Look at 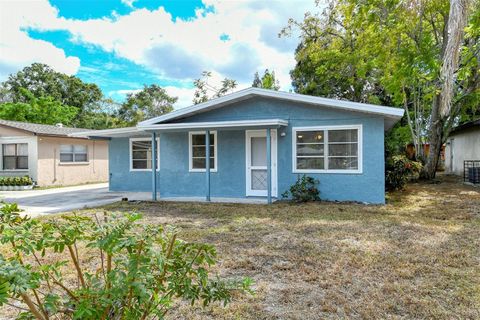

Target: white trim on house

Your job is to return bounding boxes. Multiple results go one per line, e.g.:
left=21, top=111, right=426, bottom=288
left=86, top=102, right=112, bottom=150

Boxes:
left=141, top=119, right=289, bottom=131
left=0, top=136, right=38, bottom=181
left=245, top=129, right=278, bottom=197
left=70, top=127, right=141, bottom=138
left=129, top=137, right=160, bottom=172
left=188, top=131, right=218, bottom=173
left=292, top=124, right=363, bottom=174
left=138, top=87, right=404, bottom=129
left=70, top=120, right=288, bottom=138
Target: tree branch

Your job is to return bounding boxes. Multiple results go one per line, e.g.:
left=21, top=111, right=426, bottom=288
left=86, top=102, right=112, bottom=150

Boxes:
left=67, top=245, right=86, bottom=288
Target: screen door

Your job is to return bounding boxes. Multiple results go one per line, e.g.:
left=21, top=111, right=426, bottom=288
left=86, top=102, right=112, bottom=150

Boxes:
left=246, top=130, right=277, bottom=197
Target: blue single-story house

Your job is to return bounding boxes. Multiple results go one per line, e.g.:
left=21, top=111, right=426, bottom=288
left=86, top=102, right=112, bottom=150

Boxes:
left=74, top=88, right=404, bottom=204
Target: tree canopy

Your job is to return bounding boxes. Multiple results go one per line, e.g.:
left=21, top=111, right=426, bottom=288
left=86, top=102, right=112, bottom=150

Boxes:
left=117, top=84, right=177, bottom=126
left=0, top=63, right=121, bottom=129
left=0, top=88, right=78, bottom=125
left=193, top=71, right=237, bottom=104
left=252, top=69, right=280, bottom=90
left=0, top=64, right=179, bottom=128
left=0, top=63, right=102, bottom=110
left=284, top=0, right=479, bottom=162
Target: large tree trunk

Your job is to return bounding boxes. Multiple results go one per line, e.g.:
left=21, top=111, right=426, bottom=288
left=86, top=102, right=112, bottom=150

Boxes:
left=422, top=0, right=469, bottom=179
left=423, top=96, right=444, bottom=178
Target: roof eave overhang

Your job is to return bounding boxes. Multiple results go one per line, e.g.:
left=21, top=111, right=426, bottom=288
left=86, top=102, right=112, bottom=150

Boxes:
left=68, top=120, right=289, bottom=138
left=68, top=127, right=141, bottom=138
left=140, top=119, right=289, bottom=132
left=37, top=133, right=88, bottom=139
left=450, top=122, right=480, bottom=136
left=384, top=116, right=404, bottom=131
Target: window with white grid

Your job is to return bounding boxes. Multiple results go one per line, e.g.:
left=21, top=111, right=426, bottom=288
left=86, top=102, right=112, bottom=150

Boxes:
left=293, top=125, right=362, bottom=173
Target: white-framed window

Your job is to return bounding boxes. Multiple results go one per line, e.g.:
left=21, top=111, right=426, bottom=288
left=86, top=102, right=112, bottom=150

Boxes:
left=292, top=125, right=362, bottom=174
left=189, top=131, right=217, bottom=172
left=60, top=144, right=88, bottom=163
left=2, top=143, right=28, bottom=170
left=129, top=137, right=160, bottom=171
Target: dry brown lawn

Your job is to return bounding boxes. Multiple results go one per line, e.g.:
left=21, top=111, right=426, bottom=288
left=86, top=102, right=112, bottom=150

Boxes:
left=2, top=175, right=480, bottom=319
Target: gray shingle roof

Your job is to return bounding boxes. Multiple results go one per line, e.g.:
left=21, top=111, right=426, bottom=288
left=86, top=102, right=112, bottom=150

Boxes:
left=451, top=119, right=480, bottom=135
left=0, top=119, right=93, bottom=137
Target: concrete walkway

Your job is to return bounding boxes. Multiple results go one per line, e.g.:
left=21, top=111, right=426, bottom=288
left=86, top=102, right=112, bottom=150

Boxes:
left=0, top=183, right=150, bottom=216
left=0, top=184, right=272, bottom=216
left=160, top=196, right=271, bottom=204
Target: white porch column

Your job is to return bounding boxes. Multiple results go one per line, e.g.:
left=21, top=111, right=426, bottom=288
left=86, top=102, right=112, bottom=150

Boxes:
left=205, top=129, right=211, bottom=202
left=266, top=128, right=272, bottom=204
left=151, top=132, right=157, bottom=201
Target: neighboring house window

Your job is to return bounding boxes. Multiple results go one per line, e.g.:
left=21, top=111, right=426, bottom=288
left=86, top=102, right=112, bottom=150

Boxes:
left=2, top=143, right=28, bottom=170
left=60, top=145, right=88, bottom=163
left=293, top=125, right=362, bottom=173
left=189, top=131, right=217, bottom=172
left=130, top=138, right=159, bottom=171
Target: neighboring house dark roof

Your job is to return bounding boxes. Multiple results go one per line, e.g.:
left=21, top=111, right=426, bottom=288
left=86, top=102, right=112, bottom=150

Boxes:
left=0, top=119, right=91, bottom=137
left=450, top=119, right=480, bottom=135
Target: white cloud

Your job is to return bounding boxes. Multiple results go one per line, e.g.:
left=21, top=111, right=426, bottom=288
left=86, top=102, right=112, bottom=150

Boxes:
left=109, top=86, right=195, bottom=110
left=0, top=0, right=318, bottom=102
left=144, top=43, right=204, bottom=79
left=0, top=0, right=80, bottom=79
left=163, top=86, right=197, bottom=109
left=110, top=89, right=142, bottom=96
left=41, top=0, right=314, bottom=86
left=121, top=0, right=137, bottom=8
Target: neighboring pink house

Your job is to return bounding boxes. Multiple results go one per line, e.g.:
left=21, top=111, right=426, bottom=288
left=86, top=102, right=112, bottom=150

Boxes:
left=0, top=119, right=108, bottom=187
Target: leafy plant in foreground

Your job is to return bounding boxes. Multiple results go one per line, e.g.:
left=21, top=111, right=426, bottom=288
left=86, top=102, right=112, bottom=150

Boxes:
left=0, top=203, right=252, bottom=319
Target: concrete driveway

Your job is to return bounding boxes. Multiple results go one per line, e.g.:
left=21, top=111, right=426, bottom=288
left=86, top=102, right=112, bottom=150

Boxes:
left=0, top=183, right=150, bottom=216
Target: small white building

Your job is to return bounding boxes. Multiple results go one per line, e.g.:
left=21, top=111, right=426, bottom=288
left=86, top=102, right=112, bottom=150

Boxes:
left=445, top=119, right=480, bottom=177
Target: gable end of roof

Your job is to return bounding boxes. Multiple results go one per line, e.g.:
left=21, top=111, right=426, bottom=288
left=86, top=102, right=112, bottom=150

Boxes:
left=138, top=87, right=404, bottom=129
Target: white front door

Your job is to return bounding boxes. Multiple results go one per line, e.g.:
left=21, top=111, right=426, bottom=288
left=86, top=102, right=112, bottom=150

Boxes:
left=246, top=130, right=277, bottom=197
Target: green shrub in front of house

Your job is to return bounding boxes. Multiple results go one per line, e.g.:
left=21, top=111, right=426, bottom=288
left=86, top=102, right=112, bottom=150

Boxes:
left=282, top=174, right=320, bottom=202
left=0, top=176, right=33, bottom=190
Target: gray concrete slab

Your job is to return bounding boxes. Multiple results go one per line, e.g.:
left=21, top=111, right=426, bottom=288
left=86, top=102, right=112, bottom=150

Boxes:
left=0, top=183, right=150, bottom=216
left=160, top=196, right=272, bottom=204
left=0, top=184, right=273, bottom=216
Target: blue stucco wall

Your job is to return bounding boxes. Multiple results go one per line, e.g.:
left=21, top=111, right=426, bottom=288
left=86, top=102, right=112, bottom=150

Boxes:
left=108, top=137, right=157, bottom=192
left=109, top=97, right=386, bottom=203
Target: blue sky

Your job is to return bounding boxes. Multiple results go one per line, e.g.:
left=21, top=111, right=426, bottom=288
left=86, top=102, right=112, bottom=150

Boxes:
left=0, top=0, right=314, bottom=108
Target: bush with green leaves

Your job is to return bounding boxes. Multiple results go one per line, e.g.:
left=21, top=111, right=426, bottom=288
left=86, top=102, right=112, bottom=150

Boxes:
left=0, top=176, right=33, bottom=186
left=282, top=175, right=320, bottom=202
left=0, top=203, right=252, bottom=319
left=386, top=155, right=423, bottom=191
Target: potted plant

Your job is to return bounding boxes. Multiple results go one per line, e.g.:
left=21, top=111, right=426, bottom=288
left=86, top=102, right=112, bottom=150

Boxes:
left=0, top=176, right=34, bottom=191
left=7, top=178, right=13, bottom=191
left=21, top=176, right=34, bottom=190
left=14, top=177, right=21, bottom=191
